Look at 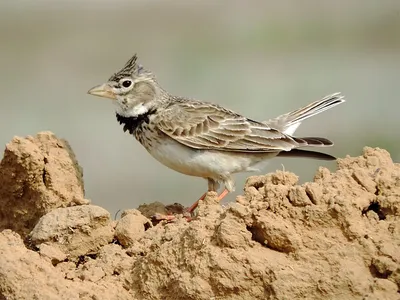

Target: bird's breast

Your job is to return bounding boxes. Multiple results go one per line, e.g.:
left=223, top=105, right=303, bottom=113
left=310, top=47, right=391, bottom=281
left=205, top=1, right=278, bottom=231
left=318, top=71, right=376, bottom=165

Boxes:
left=142, top=134, right=265, bottom=179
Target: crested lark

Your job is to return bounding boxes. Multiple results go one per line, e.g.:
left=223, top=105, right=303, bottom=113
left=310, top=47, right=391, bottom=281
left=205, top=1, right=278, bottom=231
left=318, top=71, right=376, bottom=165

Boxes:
left=88, top=54, right=345, bottom=215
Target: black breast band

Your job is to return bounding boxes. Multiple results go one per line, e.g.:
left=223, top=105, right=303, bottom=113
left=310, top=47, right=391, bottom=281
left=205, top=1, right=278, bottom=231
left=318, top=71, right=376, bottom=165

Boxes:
left=116, top=109, right=156, bottom=135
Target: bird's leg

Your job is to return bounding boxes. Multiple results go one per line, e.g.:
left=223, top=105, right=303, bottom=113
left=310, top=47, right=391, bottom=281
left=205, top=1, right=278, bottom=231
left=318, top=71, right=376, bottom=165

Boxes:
left=217, top=176, right=233, bottom=202
left=152, top=213, right=177, bottom=222
left=217, top=189, right=229, bottom=201
left=153, top=190, right=208, bottom=223
left=186, top=192, right=207, bottom=214
left=153, top=179, right=227, bottom=223
left=186, top=178, right=218, bottom=214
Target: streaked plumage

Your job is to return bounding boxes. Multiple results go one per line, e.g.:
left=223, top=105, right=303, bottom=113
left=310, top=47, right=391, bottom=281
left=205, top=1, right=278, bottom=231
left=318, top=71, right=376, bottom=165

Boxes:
left=88, top=54, right=345, bottom=214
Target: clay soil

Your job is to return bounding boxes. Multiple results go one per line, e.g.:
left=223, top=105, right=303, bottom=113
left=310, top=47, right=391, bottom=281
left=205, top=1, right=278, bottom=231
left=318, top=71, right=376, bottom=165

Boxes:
left=0, top=132, right=399, bottom=300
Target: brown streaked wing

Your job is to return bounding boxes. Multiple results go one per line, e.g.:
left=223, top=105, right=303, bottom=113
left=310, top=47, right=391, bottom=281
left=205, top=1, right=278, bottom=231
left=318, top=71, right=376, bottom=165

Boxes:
left=155, top=100, right=304, bottom=152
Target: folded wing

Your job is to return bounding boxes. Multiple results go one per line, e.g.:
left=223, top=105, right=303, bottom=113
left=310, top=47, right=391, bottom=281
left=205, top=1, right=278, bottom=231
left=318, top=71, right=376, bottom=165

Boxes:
left=155, top=99, right=330, bottom=153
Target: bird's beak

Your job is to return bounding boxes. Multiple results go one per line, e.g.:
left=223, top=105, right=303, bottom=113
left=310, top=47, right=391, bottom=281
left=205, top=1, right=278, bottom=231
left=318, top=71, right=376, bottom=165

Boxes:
left=87, top=83, right=117, bottom=100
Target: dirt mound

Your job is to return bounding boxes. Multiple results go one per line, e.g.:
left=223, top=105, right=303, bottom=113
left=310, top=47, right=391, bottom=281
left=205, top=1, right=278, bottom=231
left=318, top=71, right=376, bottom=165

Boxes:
left=0, top=132, right=399, bottom=300
left=0, top=132, right=88, bottom=239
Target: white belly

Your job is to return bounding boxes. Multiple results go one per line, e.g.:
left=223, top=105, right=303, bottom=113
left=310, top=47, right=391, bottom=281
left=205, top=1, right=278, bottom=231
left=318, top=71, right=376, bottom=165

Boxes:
left=145, top=137, right=277, bottom=180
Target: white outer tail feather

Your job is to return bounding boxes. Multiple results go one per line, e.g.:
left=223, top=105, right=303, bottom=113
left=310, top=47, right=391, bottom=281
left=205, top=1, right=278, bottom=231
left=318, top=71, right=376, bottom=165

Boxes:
left=264, top=92, right=345, bottom=135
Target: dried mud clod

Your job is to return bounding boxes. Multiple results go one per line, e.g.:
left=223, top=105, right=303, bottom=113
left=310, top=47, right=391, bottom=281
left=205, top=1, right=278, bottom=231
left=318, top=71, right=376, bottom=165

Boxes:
left=0, top=132, right=89, bottom=239
left=0, top=134, right=399, bottom=300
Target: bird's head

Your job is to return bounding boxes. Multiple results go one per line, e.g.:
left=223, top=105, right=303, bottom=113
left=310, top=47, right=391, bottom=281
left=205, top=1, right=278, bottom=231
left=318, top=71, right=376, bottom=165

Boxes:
left=88, top=54, right=162, bottom=118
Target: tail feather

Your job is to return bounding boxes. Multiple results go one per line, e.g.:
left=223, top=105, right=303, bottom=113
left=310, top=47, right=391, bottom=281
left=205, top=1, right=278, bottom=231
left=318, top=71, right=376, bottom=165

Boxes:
left=278, top=149, right=336, bottom=160
left=297, top=136, right=334, bottom=147
left=264, top=92, right=345, bottom=135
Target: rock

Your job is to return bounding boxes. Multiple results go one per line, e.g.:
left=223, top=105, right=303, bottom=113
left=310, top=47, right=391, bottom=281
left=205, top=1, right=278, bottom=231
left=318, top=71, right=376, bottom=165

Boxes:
left=0, top=230, right=78, bottom=299
left=115, top=209, right=152, bottom=247
left=137, top=201, right=168, bottom=219
left=216, top=213, right=252, bottom=248
left=0, top=132, right=88, bottom=238
left=38, top=243, right=68, bottom=265
left=30, top=205, right=114, bottom=259
left=288, top=186, right=313, bottom=207
left=248, top=211, right=302, bottom=252
left=0, top=230, right=132, bottom=300
left=372, top=256, right=398, bottom=277
left=1, top=133, right=400, bottom=300
left=129, top=147, right=400, bottom=299
left=366, top=279, right=399, bottom=300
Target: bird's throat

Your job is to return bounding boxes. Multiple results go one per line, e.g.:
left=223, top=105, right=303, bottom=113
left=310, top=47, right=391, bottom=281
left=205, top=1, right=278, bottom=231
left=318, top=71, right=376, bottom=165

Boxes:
left=116, top=108, right=156, bottom=135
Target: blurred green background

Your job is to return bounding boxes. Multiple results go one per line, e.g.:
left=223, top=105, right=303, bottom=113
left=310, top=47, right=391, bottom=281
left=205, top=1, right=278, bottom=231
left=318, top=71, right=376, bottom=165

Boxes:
left=1, top=0, right=399, bottom=214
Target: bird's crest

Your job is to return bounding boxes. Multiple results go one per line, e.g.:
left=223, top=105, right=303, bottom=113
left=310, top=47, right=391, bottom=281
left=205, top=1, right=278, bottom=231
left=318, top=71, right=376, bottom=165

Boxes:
left=108, top=54, right=151, bottom=82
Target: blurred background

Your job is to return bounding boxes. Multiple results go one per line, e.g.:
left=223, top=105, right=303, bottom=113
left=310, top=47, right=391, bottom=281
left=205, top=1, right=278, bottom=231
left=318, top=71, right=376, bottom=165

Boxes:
left=1, top=0, right=399, bottom=214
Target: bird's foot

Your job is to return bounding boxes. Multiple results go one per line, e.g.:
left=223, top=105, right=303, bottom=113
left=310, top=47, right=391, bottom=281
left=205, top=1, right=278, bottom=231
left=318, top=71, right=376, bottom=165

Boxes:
left=151, top=189, right=230, bottom=224
left=151, top=212, right=193, bottom=223
left=152, top=213, right=177, bottom=222
left=186, top=192, right=207, bottom=215
left=186, top=189, right=230, bottom=215
left=217, top=189, right=229, bottom=201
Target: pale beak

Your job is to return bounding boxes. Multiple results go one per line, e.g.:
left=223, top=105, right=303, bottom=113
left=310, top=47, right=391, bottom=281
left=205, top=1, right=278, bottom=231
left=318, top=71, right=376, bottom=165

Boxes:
left=87, top=83, right=116, bottom=100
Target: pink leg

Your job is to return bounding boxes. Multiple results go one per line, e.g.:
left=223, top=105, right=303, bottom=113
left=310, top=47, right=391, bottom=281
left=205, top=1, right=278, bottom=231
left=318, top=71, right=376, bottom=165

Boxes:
left=187, top=188, right=230, bottom=214
left=217, top=189, right=229, bottom=201
left=186, top=192, right=207, bottom=214
left=152, top=213, right=178, bottom=222
left=153, top=180, right=229, bottom=223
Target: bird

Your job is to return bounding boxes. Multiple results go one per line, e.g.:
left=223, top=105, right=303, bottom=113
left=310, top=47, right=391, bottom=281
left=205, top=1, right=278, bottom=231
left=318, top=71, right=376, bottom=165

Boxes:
left=88, top=54, right=345, bottom=216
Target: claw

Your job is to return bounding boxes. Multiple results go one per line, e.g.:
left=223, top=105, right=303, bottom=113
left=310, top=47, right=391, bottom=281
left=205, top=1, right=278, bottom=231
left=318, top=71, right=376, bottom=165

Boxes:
left=152, top=213, right=176, bottom=222
left=152, top=213, right=192, bottom=223
left=152, top=189, right=230, bottom=224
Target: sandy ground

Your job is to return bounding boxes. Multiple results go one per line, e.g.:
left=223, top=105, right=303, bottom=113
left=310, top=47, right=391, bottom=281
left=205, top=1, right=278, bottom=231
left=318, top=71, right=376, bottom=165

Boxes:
left=0, top=132, right=399, bottom=300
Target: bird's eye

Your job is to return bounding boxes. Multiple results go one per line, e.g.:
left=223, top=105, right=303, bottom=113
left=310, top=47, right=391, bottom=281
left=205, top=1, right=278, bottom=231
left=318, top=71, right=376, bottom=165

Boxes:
left=121, top=80, right=132, bottom=88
